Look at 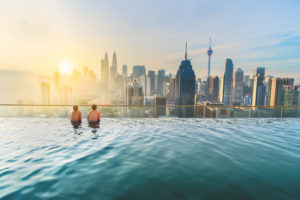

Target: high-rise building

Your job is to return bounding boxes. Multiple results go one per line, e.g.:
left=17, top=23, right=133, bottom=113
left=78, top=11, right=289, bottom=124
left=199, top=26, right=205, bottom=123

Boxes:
left=126, top=79, right=143, bottom=106
left=89, top=70, right=97, bottom=82
left=206, top=76, right=219, bottom=102
left=166, top=78, right=176, bottom=103
left=41, top=82, right=50, bottom=105
left=59, top=85, right=72, bottom=104
left=110, top=51, right=118, bottom=81
left=281, top=85, right=300, bottom=106
left=199, top=80, right=207, bottom=96
left=139, top=74, right=150, bottom=97
left=219, top=76, right=224, bottom=103
left=175, top=43, right=196, bottom=106
left=157, top=69, right=166, bottom=95
left=233, top=68, right=244, bottom=105
left=221, top=58, right=234, bottom=105
left=132, top=65, right=146, bottom=78
left=252, top=67, right=265, bottom=106
left=207, top=37, right=213, bottom=77
left=243, top=95, right=252, bottom=106
left=71, top=69, right=80, bottom=83
left=267, top=78, right=294, bottom=106
left=243, top=75, right=250, bottom=87
left=82, top=66, right=89, bottom=81
left=252, top=77, right=266, bottom=106
left=53, top=70, right=60, bottom=93
left=148, top=70, right=156, bottom=95
left=122, top=65, right=128, bottom=78
left=101, top=52, right=109, bottom=82
left=154, top=95, right=167, bottom=117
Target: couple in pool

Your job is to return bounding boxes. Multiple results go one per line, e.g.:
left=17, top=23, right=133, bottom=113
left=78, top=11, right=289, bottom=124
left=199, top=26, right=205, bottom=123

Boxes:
left=70, top=105, right=100, bottom=129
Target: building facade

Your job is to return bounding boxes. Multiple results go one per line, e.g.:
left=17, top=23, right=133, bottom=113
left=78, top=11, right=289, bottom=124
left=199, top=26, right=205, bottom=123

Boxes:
left=157, top=69, right=166, bottom=95
left=101, top=52, right=109, bottom=82
left=175, top=43, right=196, bottom=106
left=233, top=68, right=244, bottom=105
left=252, top=67, right=265, bottom=106
left=132, top=65, right=146, bottom=78
left=206, top=76, right=219, bottom=103
left=221, top=59, right=234, bottom=105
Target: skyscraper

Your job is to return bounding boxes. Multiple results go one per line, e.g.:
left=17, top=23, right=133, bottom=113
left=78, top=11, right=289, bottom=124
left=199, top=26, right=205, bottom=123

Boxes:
left=221, top=58, right=234, bottom=105
left=101, top=52, right=109, bottom=82
left=41, top=82, right=50, bottom=105
left=139, top=74, right=150, bottom=97
left=148, top=70, right=156, bottom=95
left=281, top=85, right=300, bottom=106
left=122, top=65, right=128, bottom=78
left=207, top=37, right=213, bottom=77
left=206, top=76, right=219, bottom=102
left=252, top=67, right=265, bottom=106
left=126, top=79, right=143, bottom=106
left=157, top=69, right=166, bottom=95
left=132, top=65, right=146, bottom=78
left=154, top=95, right=167, bottom=117
left=59, top=85, right=72, bottom=104
left=166, top=78, right=176, bottom=103
left=175, top=43, right=196, bottom=106
left=83, top=66, right=89, bottom=80
left=267, top=78, right=294, bottom=106
left=233, top=68, right=244, bottom=105
left=243, top=75, right=250, bottom=87
left=110, top=51, right=118, bottom=81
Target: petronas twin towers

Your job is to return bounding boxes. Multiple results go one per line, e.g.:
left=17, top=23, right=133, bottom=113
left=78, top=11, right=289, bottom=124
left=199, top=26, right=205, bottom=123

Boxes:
left=101, top=51, right=118, bottom=82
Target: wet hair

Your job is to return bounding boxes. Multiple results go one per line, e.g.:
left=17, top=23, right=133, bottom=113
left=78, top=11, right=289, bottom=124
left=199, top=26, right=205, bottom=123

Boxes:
left=73, top=105, right=78, bottom=111
left=92, top=104, right=97, bottom=110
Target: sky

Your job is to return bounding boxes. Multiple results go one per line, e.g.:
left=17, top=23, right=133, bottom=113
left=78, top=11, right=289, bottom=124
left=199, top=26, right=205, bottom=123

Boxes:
left=0, top=0, right=300, bottom=78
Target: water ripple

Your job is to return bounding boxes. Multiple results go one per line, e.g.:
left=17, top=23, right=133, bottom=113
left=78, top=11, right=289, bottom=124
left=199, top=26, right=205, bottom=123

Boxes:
left=0, top=118, right=300, bottom=200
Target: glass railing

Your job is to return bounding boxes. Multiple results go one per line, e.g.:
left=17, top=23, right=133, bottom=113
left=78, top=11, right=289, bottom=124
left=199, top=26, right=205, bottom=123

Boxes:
left=0, top=104, right=300, bottom=118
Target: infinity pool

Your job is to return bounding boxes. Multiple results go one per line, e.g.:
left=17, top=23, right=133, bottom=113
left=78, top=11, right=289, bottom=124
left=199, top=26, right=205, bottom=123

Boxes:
left=1, top=118, right=300, bottom=200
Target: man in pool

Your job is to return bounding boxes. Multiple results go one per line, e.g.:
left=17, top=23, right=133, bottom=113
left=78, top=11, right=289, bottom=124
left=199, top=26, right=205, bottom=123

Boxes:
left=87, top=105, right=100, bottom=129
left=87, top=104, right=100, bottom=123
left=70, top=105, right=82, bottom=123
left=70, top=105, right=82, bottom=130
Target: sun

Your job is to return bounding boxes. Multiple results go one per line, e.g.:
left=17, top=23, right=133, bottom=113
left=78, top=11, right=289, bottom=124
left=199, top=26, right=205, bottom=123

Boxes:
left=59, top=61, right=74, bottom=75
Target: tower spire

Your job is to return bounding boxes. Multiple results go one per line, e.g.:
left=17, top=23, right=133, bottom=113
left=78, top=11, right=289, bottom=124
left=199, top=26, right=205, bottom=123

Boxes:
left=207, top=37, right=213, bottom=77
left=185, top=42, right=187, bottom=60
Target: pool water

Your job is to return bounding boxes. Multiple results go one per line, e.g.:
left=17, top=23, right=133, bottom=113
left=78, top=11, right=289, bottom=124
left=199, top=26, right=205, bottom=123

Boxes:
left=0, top=118, right=300, bottom=200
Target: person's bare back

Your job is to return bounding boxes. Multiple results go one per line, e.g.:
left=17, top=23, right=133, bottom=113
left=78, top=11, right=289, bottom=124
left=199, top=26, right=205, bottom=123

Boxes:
left=70, top=105, right=82, bottom=122
left=87, top=105, right=100, bottom=122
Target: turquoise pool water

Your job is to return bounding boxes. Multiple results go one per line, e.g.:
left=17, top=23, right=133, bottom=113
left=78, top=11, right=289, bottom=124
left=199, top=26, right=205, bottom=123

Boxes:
left=0, top=118, right=300, bottom=200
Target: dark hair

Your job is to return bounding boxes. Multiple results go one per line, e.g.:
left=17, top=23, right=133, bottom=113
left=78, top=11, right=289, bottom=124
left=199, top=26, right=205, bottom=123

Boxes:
left=73, top=105, right=78, bottom=111
left=92, top=104, right=97, bottom=110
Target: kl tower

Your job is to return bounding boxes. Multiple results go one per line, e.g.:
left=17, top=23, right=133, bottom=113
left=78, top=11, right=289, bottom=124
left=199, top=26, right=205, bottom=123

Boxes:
left=207, top=37, right=213, bottom=77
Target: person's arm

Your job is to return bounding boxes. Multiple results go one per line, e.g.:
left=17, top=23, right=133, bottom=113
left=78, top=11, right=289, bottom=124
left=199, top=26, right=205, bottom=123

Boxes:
left=87, top=112, right=89, bottom=122
left=98, top=111, right=100, bottom=121
left=70, top=112, right=73, bottom=121
left=79, top=111, right=82, bottom=122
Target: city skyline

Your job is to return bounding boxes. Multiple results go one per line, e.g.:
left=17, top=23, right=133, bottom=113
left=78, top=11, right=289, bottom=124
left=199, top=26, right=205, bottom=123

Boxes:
left=0, top=0, right=300, bottom=78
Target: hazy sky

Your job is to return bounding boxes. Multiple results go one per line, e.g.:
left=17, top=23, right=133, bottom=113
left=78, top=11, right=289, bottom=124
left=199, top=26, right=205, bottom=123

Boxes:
left=0, top=0, right=300, bottom=78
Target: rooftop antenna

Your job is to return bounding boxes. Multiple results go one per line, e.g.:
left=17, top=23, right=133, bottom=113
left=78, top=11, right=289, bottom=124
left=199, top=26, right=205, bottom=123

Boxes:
left=185, top=42, right=187, bottom=60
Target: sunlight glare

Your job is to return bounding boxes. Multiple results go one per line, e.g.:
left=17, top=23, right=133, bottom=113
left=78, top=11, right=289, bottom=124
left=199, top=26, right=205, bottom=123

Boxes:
left=59, top=61, right=74, bottom=75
